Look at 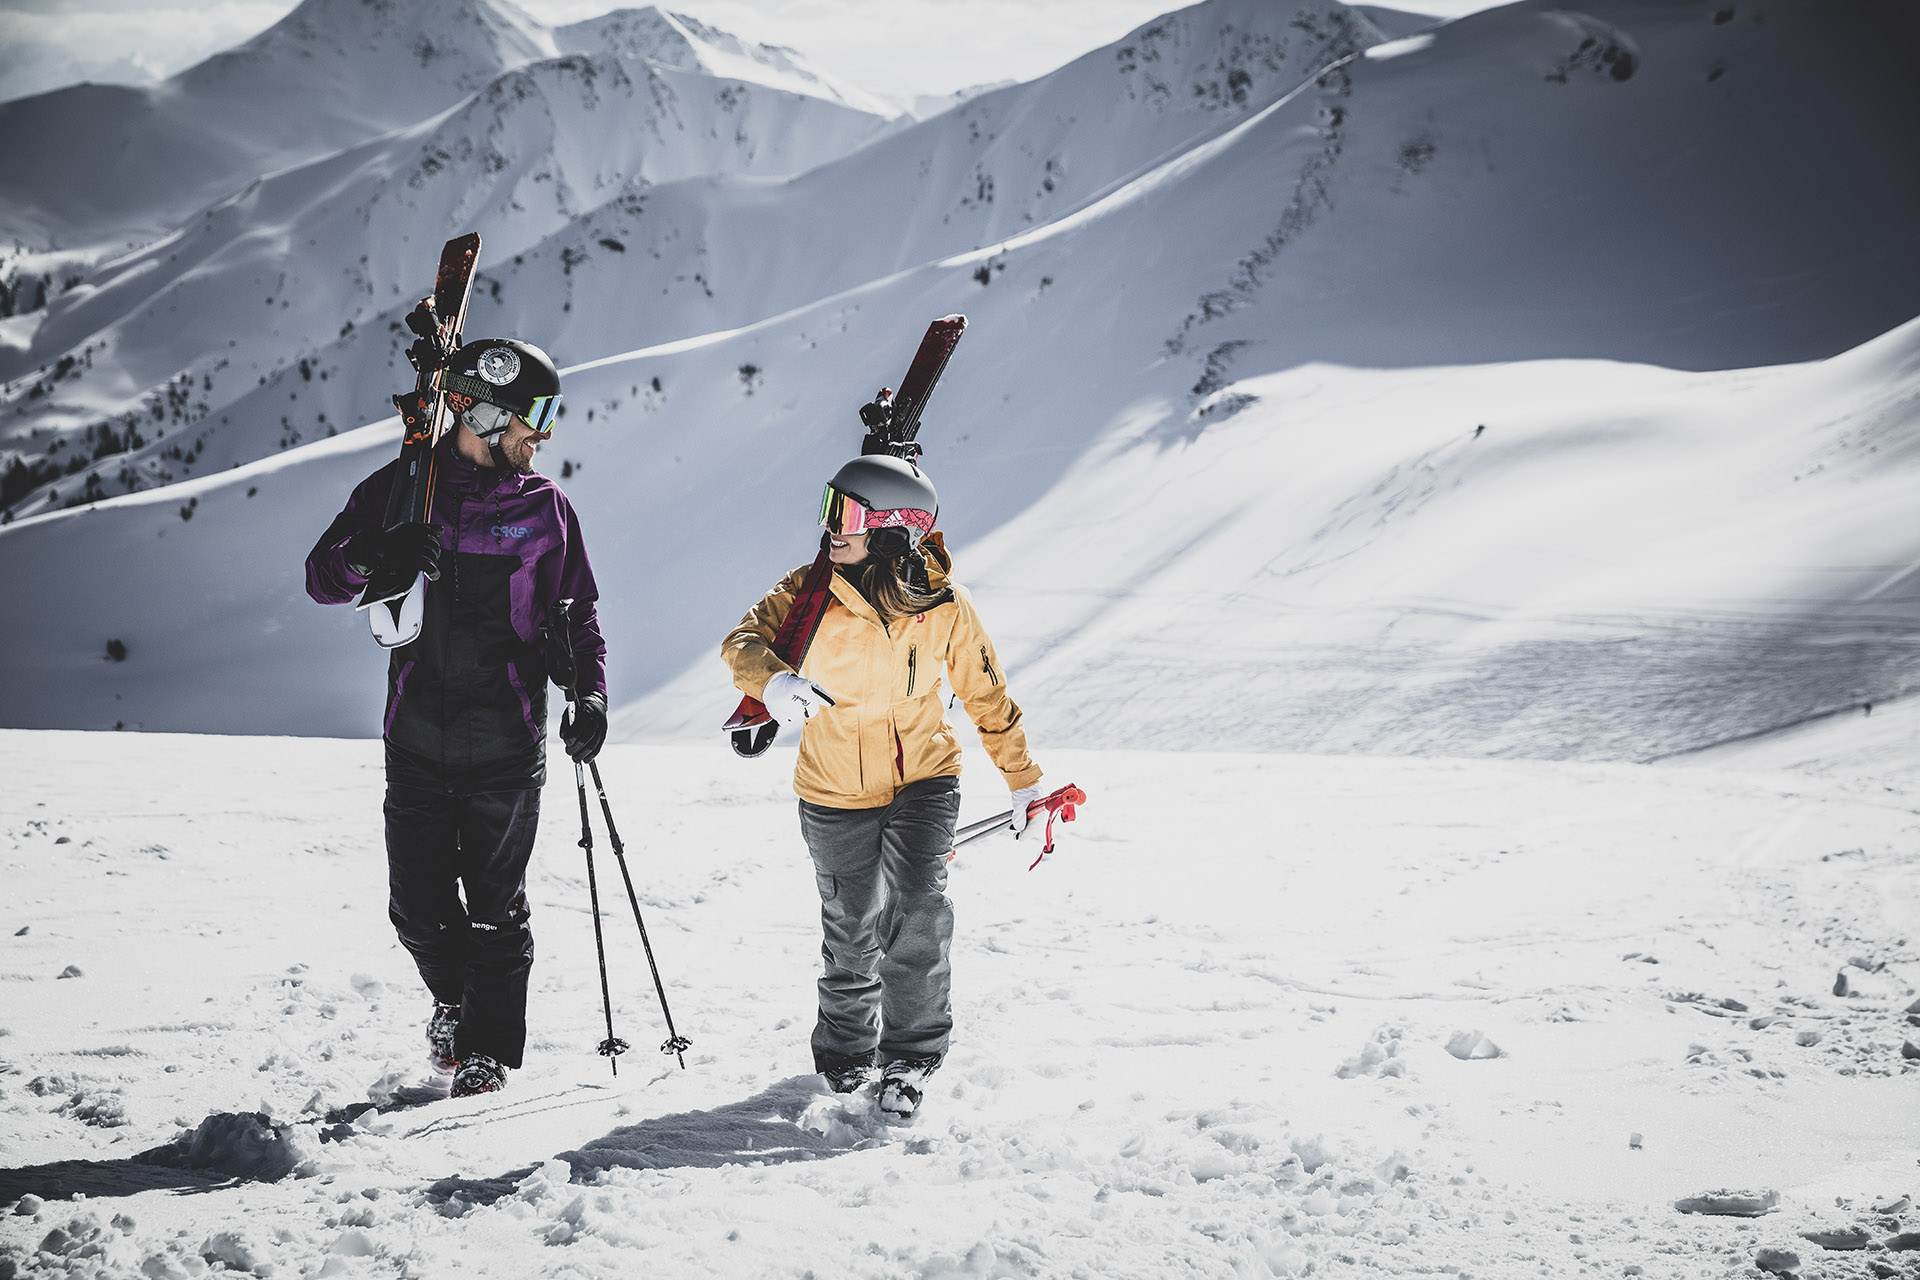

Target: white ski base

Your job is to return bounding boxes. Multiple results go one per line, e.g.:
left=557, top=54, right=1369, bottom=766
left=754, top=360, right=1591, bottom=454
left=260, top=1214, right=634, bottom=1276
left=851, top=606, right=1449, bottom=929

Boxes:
left=365, top=573, right=426, bottom=649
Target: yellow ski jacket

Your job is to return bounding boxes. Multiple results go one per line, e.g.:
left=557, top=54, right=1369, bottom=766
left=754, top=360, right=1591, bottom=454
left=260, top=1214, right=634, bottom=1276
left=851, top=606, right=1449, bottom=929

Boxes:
left=722, top=535, right=1042, bottom=809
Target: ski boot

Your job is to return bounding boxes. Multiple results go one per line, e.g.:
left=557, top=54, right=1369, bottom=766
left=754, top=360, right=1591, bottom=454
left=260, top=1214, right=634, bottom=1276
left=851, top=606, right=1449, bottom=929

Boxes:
left=427, top=1002, right=460, bottom=1076
left=821, top=1062, right=872, bottom=1095
left=450, top=1053, right=507, bottom=1098
left=876, top=1054, right=942, bottom=1118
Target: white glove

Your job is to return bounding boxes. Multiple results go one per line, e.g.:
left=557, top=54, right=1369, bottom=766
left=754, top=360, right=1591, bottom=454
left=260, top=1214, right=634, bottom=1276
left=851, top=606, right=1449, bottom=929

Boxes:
left=762, top=671, right=836, bottom=727
left=1007, top=784, right=1042, bottom=837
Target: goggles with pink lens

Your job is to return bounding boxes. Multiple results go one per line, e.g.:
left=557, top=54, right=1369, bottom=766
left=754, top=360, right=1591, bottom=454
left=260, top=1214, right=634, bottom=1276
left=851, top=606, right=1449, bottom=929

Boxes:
left=819, top=484, right=935, bottom=538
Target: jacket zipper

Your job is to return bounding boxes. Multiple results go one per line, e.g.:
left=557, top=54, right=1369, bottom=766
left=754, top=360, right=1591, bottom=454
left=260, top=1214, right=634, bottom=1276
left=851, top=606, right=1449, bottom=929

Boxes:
left=981, top=645, right=1000, bottom=687
left=907, top=646, right=917, bottom=697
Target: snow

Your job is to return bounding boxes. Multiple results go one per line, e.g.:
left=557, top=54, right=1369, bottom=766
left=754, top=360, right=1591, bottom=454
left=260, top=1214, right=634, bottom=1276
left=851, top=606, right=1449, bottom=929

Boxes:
left=2, top=0, right=1920, bottom=1272
left=3, top=731, right=1916, bottom=1277
left=1362, top=33, right=1436, bottom=59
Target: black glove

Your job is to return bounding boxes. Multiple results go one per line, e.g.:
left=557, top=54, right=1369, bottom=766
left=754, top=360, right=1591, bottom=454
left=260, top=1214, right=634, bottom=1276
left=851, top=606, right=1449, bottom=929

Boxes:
left=561, top=691, right=608, bottom=763
left=345, top=522, right=443, bottom=582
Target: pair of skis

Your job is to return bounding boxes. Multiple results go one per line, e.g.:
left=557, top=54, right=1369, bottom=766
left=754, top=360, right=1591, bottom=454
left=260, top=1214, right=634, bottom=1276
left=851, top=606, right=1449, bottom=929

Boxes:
left=354, top=232, right=482, bottom=648
left=721, top=314, right=969, bottom=757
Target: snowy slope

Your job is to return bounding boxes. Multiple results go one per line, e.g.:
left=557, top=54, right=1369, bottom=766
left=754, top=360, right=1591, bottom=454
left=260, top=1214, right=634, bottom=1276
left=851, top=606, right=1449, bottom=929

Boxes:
left=2, top=0, right=1917, bottom=762
left=1, top=732, right=1916, bottom=1276
left=479, top=0, right=1388, bottom=384
left=0, top=0, right=899, bottom=518
left=0, top=55, right=894, bottom=516
left=17, top=0, right=1915, bottom=531
left=0, top=0, right=1378, bottom=523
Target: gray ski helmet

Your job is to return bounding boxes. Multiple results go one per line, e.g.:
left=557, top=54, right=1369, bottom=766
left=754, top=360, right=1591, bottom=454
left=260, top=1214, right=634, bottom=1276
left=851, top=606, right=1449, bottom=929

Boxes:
left=821, top=454, right=938, bottom=554
left=442, top=338, right=562, bottom=442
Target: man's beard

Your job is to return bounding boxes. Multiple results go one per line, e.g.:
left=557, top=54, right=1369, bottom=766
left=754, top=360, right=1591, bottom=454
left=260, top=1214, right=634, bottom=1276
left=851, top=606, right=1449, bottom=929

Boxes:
left=489, top=439, right=536, bottom=473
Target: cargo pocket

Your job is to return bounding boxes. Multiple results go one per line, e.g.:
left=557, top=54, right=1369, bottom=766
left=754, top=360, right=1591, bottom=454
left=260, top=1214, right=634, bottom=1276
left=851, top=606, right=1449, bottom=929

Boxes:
left=814, top=871, right=838, bottom=902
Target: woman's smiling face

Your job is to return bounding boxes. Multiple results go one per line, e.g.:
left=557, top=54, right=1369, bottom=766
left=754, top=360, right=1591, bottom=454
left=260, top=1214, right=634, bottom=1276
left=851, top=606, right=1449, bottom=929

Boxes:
left=827, top=529, right=871, bottom=565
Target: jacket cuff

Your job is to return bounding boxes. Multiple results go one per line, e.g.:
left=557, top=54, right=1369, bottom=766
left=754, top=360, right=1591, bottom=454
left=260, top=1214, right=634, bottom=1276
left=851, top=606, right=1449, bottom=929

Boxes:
left=1002, top=762, right=1043, bottom=791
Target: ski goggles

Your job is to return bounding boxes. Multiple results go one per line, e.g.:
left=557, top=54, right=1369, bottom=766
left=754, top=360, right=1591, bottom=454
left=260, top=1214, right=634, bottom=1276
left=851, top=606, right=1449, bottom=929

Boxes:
left=464, top=395, right=561, bottom=440
left=820, top=484, right=935, bottom=537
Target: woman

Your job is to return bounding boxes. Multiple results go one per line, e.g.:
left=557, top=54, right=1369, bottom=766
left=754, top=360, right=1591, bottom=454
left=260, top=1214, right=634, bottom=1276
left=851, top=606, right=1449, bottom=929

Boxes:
left=722, top=453, right=1044, bottom=1117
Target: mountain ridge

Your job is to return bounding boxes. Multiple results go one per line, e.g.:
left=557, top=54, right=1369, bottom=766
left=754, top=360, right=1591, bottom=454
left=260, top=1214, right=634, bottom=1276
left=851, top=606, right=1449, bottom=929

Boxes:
left=0, top=0, right=1917, bottom=762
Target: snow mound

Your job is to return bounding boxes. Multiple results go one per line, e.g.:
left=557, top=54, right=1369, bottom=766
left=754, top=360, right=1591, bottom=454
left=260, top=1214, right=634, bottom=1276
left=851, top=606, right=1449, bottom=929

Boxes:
left=136, top=1111, right=317, bottom=1182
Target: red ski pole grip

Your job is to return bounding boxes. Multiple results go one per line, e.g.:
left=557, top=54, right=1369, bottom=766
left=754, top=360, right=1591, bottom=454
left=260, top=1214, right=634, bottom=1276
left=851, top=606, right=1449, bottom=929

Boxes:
left=1026, top=783, right=1087, bottom=870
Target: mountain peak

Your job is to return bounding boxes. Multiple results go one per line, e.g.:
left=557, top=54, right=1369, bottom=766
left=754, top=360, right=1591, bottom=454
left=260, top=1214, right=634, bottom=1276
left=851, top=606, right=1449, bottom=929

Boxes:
left=183, top=0, right=558, bottom=104
left=556, top=6, right=898, bottom=116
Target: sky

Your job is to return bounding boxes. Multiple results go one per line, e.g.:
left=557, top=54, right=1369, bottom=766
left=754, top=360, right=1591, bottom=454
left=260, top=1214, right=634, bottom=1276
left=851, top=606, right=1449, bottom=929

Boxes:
left=0, top=0, right=1494, bottom=105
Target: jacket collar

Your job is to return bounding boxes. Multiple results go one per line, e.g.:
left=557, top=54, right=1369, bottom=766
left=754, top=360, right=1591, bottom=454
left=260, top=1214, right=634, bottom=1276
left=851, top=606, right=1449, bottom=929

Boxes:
left=921, top=531, right=953, bottom=592
left=827, top=532, right=956, bottom=629
left=828, top=566, right=885, bottom=628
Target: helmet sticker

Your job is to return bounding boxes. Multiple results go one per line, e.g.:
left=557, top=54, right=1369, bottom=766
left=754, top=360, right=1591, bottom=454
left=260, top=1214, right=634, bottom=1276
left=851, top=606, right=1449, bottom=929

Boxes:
left=477, top=346, right=521, bottom=386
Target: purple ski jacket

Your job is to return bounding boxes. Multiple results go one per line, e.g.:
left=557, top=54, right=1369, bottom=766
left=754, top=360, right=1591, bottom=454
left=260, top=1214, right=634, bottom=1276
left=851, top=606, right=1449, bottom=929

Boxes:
left=306, top=436, right=606, bottom=793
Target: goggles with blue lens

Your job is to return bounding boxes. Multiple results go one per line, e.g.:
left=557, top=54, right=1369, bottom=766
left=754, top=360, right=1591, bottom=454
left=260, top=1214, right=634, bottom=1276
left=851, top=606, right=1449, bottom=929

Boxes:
left=464, top=395, right=561, bottom=442
left=521, top=394, right=561, bottom=436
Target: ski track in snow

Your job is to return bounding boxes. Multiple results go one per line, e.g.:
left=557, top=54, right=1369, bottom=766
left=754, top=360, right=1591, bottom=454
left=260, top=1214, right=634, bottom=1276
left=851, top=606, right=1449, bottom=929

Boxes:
left=2, top=731, right=1916, bottom=1278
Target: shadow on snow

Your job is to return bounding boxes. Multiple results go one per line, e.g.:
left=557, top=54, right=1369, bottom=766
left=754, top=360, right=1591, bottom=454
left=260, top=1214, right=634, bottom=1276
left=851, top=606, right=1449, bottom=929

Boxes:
left=422, top=1074, right=864, bottom=1207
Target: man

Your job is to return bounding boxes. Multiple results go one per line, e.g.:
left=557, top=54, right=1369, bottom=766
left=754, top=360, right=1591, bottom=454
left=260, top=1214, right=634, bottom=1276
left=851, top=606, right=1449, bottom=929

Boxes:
left=304, top=335, right=607, bottom=1098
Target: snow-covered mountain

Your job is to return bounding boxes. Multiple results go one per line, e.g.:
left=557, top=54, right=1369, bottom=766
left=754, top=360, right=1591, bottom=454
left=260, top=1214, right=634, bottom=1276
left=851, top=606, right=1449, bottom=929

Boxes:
left=0, top=0, right=1379, bottom=524
left=0, top=1, right=905, bottom=520
left=0, top=0, right=558, bottom=249
left=0, top=0, right=1917, bottom=762
left=0, top=0, right=887, bottom=250
left=553, top=7, right=895, bottom=117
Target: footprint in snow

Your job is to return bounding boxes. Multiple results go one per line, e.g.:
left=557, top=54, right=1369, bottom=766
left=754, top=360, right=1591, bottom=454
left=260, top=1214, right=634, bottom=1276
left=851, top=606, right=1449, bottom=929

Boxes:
left=798, top=1085, right=891, bottom=1145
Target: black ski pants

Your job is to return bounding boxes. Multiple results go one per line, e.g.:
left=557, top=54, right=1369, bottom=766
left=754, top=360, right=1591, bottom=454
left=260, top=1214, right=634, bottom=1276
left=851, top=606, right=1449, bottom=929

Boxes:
left=384, top=783, right=540, bottom=1069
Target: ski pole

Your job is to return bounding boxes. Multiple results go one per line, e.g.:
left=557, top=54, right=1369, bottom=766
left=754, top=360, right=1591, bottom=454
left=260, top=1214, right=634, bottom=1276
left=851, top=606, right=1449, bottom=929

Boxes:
left=573, top=756, right=629, bottom=1076
left=586, top=758, right=691, bottom=1069
left=546, top=600, right=691, bottom=1070
left=949, top=783, right=1087, bottom=870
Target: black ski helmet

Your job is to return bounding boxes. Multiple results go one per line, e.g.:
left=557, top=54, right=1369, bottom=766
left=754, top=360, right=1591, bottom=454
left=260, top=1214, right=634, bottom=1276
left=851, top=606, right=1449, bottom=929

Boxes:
left=820, top=454, right=938, bottom=558
left=441, top=338, right=562, bottom=442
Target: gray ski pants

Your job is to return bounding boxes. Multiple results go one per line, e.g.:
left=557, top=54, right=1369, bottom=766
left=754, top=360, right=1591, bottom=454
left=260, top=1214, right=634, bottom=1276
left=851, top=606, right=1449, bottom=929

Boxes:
left=798, top=775, right=961, bottom=1073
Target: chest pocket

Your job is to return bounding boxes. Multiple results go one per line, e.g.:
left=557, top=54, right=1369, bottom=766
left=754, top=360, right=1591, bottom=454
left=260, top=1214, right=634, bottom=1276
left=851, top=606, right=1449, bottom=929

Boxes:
left=896, top=607, right=955, bottom=703
left=446, top=551, right=528, bottom=670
